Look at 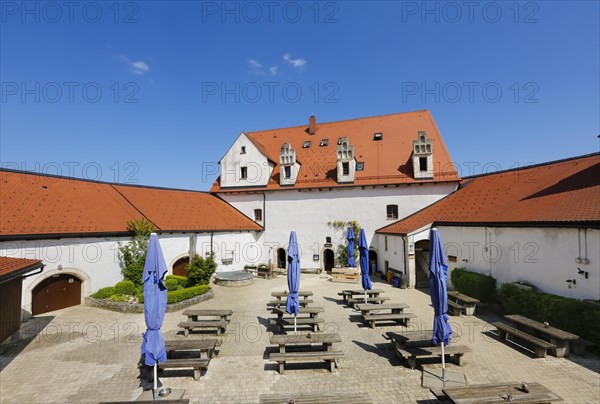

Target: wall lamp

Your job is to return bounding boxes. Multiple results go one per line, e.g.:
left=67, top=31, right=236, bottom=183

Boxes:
left=577, top=268, right=589, bottom=279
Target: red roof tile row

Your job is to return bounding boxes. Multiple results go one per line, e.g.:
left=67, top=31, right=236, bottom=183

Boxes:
left=0, top=256, right=44, bottom=279
left=377, top=154, right=600, bottom=235
left=211, top=110, right=460, bottom=192
left=0, top=170, right=262, bottom=238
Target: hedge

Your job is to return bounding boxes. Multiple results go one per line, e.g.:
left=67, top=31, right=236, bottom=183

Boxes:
left=450, top=268, right=496, bottom=302
left=115, top=280, right=137, bottom=296
left=109, top=294, right=129, bottom=302
left=499, top=283, right=600, bottom=353
left=137, top=285, right=210, bottom=304
left=92, top=286, right=116, bottom=299
left=164, top=278, right=179, bottom=291
left=165, top=274, right=187, bottom=288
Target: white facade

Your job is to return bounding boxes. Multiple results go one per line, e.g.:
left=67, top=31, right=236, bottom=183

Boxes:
left=0, top=231, right=259, bottom=312
left=377, top=225, right=600, bottom=300
left=219, top=132, right=274, bottom=188
left=219, top=182, right=457, bottom=270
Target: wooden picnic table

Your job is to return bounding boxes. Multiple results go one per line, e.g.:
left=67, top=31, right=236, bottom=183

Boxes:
left=505, top=314, right=579, bottom=357
left=447, top=291, right=479, bottom=316
left=356, top=303, right=414, bottom=328
left=338, top=289, right=383, bottom=302
left=356, top=303, right=409, bottom=315
left=164, top=338, right=219, bottom=359
left=385, top=330, right=470, bottom=369
left=268, top=332, right=344, bottom=374
left=270, top=306, right=324, bottom=319
left=271, top=290, right=313, bottom=299
left=182, top=309, right=232, bottom=322
left=442, top=381, right=563, bottom=403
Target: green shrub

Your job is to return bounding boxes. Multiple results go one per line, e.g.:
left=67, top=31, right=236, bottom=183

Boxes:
left=166, top=274, right=187, bottom=288
left=450, top=268, right=496, bottom=302
left=187, top=255, right=217, bottom=286
left=136, top=291, right=144, bottom=304
left=498, top=283, right=600, bottom=353
left=115, top=280, right=137, bottom=296
left=164, top=278, right=179, bottom=291
left=119, top=218, right=156, bottom=286
left=167, top=285, right=210, bottom=304
left=109, top=294, right=129, bottom=302
left=92, top=286, right=116, bottom=299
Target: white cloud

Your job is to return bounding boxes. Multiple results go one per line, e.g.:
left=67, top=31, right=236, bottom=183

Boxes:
left=283, top=53, right=307, bottom=69
left=269, top=65, right=278, bottom=75
left=248, top=59, right=268, bottom=76
left=130, top=61, right=150, bottom=75
left=248, top=59, right=262, bottom=69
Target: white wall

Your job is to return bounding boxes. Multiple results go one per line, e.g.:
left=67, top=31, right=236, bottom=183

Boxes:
left=219, top=132, right=273, bottom=188
left=219, top=182, right=456, bottom=270
left=436, top=226, right=600, bottom=300
left=0, top=231, right=260, bottom=312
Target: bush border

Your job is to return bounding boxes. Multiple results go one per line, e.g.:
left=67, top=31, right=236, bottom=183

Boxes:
left=86, top=288, right=214, bottom=313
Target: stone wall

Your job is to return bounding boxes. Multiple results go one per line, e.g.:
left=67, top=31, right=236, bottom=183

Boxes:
left=85, top=289, right=214, bottom=313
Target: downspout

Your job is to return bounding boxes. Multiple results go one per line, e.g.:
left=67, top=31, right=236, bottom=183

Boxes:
left=210, top=232, right=214, bottom=257
left=262, top=191, right=266, bottom=228
left=402, top=236, right=410, bottom=286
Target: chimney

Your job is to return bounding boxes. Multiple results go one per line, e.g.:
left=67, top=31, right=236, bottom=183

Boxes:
left=309, top=115, right=316, bottom=135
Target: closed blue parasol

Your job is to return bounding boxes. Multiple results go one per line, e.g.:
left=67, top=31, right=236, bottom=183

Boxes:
left=429, top=228, right=452, bottom=380
left=285, top=231, right=300, bottom=333
left=358, top=229, right=372, bottom=303
left=141, top=233, right=168, bottom=395
left=346, top=227, right=355, bottom=267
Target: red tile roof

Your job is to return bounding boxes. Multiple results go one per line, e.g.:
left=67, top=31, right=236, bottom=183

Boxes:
left=377, top=154, right=600, bottom=235
left=0, top=256, right=44, bottom=280
left=211, top=110, right=460, bottom=192
left=0, top=171, right=262, bottom=239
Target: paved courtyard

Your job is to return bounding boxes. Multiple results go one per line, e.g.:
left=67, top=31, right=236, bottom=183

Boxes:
left=1, top=274, right=599, bottom=403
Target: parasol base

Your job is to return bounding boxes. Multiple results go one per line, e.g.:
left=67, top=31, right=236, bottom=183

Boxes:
left=137, top=388, right=185, bottom=401
left=421, top=366, right=466, bottom=389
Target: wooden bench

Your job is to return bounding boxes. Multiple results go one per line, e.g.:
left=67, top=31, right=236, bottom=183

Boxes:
left=447, top=300, right=466, bottom=316
left=269, top=351, right=344, bottom=374
left=363, top=312, right=417, bottom=328
left=396, top=344, right=471, bottom=370
left=442, top=381, right=564, bottom=403
left=140, top=355, right=210, bottom=381
left=257, top=267, right=273, bottom=279
left=337, top=289, right=383, bottom=302
left=259, top=393, right=372, bottom=403
left=504, top=314, right=579, bottom=357
left=492, top=322, right=557, bottom=358
left=267, top=299, right=313, bottom=308
left=447, top=290, right=479, bottom=316
left=182, top=309, right=232, bottom=323
left=270, top=317, right=324, bottom=332
left=178, top=319, right=227, bottom=336
left=270, top=306, right=323, bottom=319
left=347, top=296, right=390, bottom=307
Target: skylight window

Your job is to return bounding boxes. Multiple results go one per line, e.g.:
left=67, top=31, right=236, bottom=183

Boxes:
left=356, top=162, right=364, bottom=171
left=373, top=132, right=383, bottom=141
left=319, top=139, right=328, bottom=147
left=303, top=141, right=312, bottom=148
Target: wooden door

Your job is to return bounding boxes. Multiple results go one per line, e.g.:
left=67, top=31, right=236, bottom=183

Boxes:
left=172, top=257, right=189, bottom=277
left=32, top=274, right=81, bottom=315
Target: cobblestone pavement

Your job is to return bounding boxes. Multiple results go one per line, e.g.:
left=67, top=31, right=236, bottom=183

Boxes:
left=1, top=274, right=599, bottom=403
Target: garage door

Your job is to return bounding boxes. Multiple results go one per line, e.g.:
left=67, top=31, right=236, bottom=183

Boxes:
left=32, top=274, right=82, bottom=315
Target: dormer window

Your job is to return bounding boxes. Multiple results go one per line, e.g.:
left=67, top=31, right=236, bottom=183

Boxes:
left=419, top=157, right=428, bottom=172
left=303, top=141, right=311, bottom=148
left=241, top=146, right=246, bottom=154
left=342, top=162, right=349, bottom=176
left=319, top=139, right=328, bottom=147
left=356, top=162, right=364, bottom=171
left=373, top=132, right=383, bottom=141
left=284, top=166, right=291, bottom=179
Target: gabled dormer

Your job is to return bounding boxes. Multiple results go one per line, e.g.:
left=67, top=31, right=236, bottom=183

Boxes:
left=336, top=137, right=356, bottom=183
left=219, top=132, right=274, bottom=188
left=412, top=130, right=433, bottom=179
left=279, top=143, right=300, bottom=186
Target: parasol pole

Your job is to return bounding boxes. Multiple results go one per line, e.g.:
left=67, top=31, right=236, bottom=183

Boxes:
left=153, top=362, right=158, bottom=397
left=294, top=315, right=297, bottom=334
left=441, top=342, right=446, bottom=383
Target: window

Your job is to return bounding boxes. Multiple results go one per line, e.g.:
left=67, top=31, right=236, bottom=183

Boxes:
left=320, top=139, right=328, bottom=147
left=356, top=162, right=364, bottom=171
left=254, top=209, right=262, bottom=221
left=386, top=204, right=398, bottom=219
left=303, top=141, right=311, bottom=148
left=240, top=166, right=248, bottom=179
left=284, top=166, right=291, bottom=179
left=384, top=236, right=388, bottom=251
left=241, top=146, right=246, bottom=154
left=342, top=162, right=349, bottom=176
left=419, top=157, right=428, bottom=172
left=373, top=132, right=383, bottom=141
left=326, top=236, right=332, bottom=243
left=384, top=260, right=389, bottom=271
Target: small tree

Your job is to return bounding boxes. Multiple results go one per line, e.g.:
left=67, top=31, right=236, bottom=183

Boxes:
left=119, top=218, right=156, bottom=286
left=187, top=254, right=217, bottom=286
left=328, top=220, right=361, bottom=265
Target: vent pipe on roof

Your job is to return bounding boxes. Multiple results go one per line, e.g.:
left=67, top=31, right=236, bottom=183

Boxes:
left=309, top=115, right=316, bottom=135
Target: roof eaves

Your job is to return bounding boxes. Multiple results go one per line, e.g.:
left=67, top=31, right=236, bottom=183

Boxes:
left=0, top=260, right=45, bottom=283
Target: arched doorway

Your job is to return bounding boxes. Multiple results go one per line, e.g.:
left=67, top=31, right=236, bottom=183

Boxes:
left=276, top=248, right=286, bottom=269
left=414, top=239, right=430, bottom=289
left=32, top=274, right=82, bottom=315
left=172, top=257, right=189, bottom=277
left=323, top=249, right=335, bottom=272
left=368, top=250, right=378, bottom=274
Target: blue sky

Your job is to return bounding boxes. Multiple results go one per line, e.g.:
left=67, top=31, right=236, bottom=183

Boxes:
left=1, top=1, right=598, bottom=190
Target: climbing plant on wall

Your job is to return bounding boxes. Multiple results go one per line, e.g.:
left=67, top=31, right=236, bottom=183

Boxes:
left=327, top=220, right=361, bottom=265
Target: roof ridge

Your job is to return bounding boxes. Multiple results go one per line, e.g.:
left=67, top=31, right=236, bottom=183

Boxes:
left=463, top=152, right=600, bottom=180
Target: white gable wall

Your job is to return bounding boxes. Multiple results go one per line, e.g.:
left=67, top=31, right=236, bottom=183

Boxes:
left=220, top=133, right=273, bottom=188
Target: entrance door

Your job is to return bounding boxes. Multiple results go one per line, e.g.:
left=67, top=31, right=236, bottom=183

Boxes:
left=414, top=239, right=430, bottom=289
left=172, top=257, right=189, bottom=277
left=368, top=250, right=378, bottom=274
left=323, top=249, right=335, bottom=272
left=277, top=248, right=286, bottom=269
left=32, top=274, right=82, bottom=315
